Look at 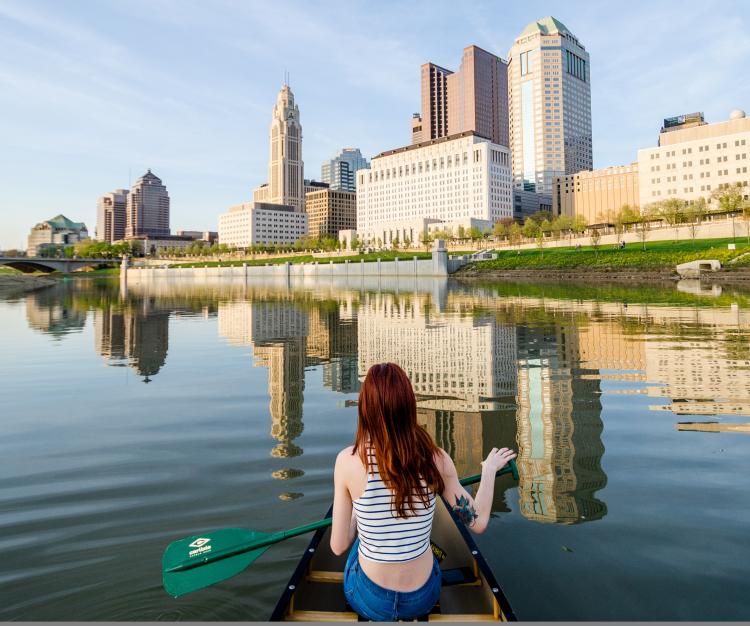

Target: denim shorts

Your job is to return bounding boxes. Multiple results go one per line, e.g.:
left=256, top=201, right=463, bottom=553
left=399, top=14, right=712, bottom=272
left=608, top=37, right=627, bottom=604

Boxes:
left=343, top=538, right=442, bottom=621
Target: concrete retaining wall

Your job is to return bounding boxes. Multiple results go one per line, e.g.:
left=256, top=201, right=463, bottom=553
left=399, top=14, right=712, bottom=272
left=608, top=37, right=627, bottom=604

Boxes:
left=126, top=243, right=467, bottom=284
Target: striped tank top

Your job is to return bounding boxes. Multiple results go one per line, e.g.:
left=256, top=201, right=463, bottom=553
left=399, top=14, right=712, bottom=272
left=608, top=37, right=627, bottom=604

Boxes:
left=352, top=447, right=436, bottom=563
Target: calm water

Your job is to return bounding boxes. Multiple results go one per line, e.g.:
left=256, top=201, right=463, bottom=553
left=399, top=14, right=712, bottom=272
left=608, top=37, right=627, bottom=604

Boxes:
left=1, top=276, right=749, bottom=620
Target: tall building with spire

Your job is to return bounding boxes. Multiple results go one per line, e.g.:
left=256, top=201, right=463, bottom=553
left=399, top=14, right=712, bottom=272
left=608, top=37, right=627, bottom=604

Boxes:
left=508, top=16, right=592, bottom=195
left=125, top=169, right=170, bottom=238
left=268, top=84, right=304, bottom=211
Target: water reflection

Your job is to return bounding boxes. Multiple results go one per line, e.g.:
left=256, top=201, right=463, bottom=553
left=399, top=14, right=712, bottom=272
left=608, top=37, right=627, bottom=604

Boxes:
left=19, top=278, right=750, bottom=523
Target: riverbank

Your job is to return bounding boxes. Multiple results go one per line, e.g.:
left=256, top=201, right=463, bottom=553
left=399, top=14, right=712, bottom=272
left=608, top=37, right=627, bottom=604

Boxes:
left=0, top=273, right=57, bottom=297
left=458, top=237, right=750, bottom=284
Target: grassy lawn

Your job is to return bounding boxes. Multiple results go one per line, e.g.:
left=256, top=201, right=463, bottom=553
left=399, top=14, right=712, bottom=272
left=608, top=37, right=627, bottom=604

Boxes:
left=168, top=250, right=473, bottom=269
left=469, top=237, right=750, bottom=271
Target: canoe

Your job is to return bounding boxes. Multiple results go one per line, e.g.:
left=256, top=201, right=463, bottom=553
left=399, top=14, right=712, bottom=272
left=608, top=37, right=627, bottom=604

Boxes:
left=270, top=496, right=516, bottom=621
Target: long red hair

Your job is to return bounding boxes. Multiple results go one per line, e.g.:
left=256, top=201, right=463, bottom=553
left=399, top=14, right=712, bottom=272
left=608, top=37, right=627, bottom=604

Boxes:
left=354, top=363, right=444, bottom=517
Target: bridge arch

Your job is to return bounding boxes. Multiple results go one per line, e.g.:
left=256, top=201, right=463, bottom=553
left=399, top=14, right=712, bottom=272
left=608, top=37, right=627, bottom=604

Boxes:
left=0, top=260, right=58, bottom=273
left=0, top=257, right=120, bottom=274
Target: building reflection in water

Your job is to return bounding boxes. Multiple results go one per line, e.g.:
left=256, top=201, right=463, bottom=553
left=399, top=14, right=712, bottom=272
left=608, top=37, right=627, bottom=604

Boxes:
left=94, top=299, right=169, bottom=383
left=516, top=325, right=607, bottom=524
left=25, top=290, right=87, bottom=339
left=27, top=280, right=750, bottom=519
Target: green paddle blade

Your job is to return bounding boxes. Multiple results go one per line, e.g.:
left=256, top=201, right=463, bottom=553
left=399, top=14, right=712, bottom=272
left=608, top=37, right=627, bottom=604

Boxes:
left=162, top=528, right=273, bottom=597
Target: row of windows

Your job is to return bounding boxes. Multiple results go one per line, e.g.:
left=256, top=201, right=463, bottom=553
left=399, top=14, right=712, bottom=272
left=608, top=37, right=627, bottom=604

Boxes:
left=650, top=139, right=748, bottom=159
left=564, top=49, right=586, bottom=82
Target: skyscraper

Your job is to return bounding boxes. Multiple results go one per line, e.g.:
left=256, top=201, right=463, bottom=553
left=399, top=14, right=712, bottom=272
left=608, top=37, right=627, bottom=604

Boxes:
left=416, top=62, right=452, bottom=143
left=508, top=16, right=592, bottom=194
left=321, top=148, right=369, bottom=192
left=125, top=169, right=170, bottom=238
left=268, top=84, right=304, bottom=211
left=411, top=46, right=509, bottom=147
left=96, top=189, right=128, bottom=242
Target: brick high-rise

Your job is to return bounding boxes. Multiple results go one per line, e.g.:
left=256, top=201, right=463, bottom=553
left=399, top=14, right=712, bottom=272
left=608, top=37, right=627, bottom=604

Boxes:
left=411, top=45, right=509, bottom=147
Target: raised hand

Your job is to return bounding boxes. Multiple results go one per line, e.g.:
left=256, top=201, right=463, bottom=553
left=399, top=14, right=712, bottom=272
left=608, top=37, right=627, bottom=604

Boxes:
left=480, top=447, right=517, bottom=474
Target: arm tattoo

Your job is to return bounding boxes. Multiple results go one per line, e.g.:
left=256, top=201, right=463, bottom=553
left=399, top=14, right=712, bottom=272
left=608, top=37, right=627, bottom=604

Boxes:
left=453, top=495, right=478, bottom=526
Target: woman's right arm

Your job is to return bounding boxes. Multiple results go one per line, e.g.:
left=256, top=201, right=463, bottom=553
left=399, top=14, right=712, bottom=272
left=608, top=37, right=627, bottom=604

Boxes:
left=438, top=447, right=516, bottom=534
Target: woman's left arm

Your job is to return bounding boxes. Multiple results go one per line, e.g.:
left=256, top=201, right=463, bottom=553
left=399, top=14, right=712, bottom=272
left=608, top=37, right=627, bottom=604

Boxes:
left=330, top=449, right=357, bottom=555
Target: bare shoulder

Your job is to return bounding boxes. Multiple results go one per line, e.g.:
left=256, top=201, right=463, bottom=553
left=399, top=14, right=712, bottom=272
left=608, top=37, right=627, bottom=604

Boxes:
left=433, top=447, right=455, bottom=474
left=335, top=446, right=357, bottom=470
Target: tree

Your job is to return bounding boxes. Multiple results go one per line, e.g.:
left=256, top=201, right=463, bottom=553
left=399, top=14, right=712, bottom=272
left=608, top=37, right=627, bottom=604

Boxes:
left=391, top=235, right=400, bottom=250
left=742, top=200, right=750, bottom=244
left=636, top=205, right=656, bottom=251
left=683, top=198, right=707, bottom=241
left=590, top=227, right=601, bottom=255
left=468, top=225, right=482, bottom=242
left=457, top=225, right=466, bottom=240
left=712, top=184, right=746, bottom=242
left=508, top=223, right=523, bottom=250
left=571, top=215, right=588, bottom=239
left=536, top=229, right=545, bottom=257
left=522, top=217, right=540, bottom=240
left=492, top=221, right=507, bottom=241
left=403, top=236, right=411, bottom=249
left=658, top=198, right=686, bottom=241
left=551, top=215, right=572, bottom=242
left=420, top=230, right=432, bottom=251
left=529, top=210, right=553, bottom=224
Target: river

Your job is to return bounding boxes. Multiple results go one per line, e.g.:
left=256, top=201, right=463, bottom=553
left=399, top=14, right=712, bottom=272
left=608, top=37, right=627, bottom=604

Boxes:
left=1, top=276, right=749, bottom=620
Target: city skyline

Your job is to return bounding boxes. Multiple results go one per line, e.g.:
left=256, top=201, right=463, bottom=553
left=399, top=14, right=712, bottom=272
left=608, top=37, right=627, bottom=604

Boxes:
left=1, top=1, right=750, bottom=249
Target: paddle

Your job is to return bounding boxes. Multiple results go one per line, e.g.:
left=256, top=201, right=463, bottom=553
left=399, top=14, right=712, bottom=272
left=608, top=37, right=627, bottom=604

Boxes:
left=162, top=459, right=519, bottom=597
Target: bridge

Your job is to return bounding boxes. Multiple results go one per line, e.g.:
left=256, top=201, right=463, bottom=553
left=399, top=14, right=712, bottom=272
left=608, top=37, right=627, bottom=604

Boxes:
left=0, top=257, right=121, bottom=273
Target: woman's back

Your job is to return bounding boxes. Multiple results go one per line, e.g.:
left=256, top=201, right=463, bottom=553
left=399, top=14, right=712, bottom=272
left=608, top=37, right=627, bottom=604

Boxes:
left=353, top=446, right=435, bottom=564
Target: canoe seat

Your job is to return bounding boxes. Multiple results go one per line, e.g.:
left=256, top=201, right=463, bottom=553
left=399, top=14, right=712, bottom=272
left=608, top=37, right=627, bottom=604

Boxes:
left=307, top=570, right=344, bottom=583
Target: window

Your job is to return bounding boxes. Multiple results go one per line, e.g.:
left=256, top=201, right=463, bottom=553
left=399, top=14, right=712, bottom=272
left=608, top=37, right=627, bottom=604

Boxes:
left=520, top=50, right=533, bottom=75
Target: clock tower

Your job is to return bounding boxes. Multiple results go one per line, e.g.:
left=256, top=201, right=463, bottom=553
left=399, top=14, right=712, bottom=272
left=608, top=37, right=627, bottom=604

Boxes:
left=268, top=84, right=304, bottom=211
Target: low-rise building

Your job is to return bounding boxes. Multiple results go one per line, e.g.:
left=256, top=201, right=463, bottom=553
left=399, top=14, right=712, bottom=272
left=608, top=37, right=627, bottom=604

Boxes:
left=253, top=183, right=270, bottom=203
left=356, top=131, right=512, bottom=247
left=175, top=230, right=218, bottom=244
left=218, top=202, right=307, bottom=248
left=553, top=163, right=639, bottom=224
left=121, top=234, right=195, bottom=256
left=304, top=188, right=356, bottom=240
left=637, top=109, right=750, bottom=208
left=27, top=214, right=89, bottom=256
left=513, top=189, right=553, bottom=221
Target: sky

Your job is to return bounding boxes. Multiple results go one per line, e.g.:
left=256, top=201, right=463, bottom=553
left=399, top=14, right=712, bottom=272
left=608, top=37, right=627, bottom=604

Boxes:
left=1, top=0, right=749, bottom=250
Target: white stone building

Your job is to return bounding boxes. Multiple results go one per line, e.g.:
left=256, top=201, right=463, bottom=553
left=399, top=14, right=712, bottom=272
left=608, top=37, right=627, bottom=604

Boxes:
left=637, top=109, right=750, bottom=208
left=355, top=132, right=512, bottom=247
left=218, top=202, right=307, bottom=248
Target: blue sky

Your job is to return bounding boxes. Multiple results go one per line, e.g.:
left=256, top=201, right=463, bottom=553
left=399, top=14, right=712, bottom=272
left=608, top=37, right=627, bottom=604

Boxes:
left=1, top=0, right=749, bottom=250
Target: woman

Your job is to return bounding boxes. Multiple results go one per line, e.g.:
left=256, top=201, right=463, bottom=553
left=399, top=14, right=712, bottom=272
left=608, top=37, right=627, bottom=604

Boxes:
left=331, top=363, right=516, bottom=621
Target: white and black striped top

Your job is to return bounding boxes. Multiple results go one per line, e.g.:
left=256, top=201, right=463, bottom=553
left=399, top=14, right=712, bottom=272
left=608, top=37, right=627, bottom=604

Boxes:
left=353, top=448, right=436, bottom=563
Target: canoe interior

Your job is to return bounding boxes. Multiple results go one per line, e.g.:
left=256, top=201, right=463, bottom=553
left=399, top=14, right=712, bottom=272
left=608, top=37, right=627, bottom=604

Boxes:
left=270, top=498, right=515, bottom=621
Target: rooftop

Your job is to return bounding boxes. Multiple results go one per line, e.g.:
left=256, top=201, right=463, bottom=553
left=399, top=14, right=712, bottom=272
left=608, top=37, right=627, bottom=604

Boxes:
left=519, top=16, right=572, bottom=38
left=41, top=214, right=87, bottom=231
left=373, top=131, right=493, bottom=160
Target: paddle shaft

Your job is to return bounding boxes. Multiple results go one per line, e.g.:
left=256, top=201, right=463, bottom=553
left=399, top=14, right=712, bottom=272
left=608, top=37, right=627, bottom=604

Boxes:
left=167, top=459, right=518, bottom=573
